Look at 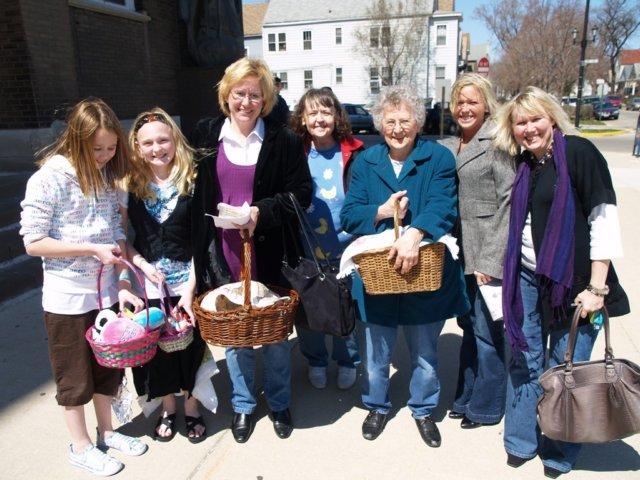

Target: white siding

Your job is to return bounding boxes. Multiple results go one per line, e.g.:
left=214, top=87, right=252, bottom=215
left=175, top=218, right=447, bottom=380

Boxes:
left=244, top=36, right=263, bottom=59
left=262, top=14, right=459, bottom=109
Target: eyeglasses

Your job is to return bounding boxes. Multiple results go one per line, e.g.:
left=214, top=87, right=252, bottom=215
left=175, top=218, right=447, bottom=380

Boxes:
left=133, top=113, right=167, bottom=133
left=230, top=90, right=263, bottom=104
left=383, top=119, right=414, bottom=132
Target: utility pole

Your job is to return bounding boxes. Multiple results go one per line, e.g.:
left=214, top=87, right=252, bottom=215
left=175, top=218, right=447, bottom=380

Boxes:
left=574, top=0, right=591, bottom=129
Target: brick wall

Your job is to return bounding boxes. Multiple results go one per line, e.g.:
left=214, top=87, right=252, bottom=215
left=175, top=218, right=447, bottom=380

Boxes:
left=0, top=1, right=182, bottom=128
left=436, top=0, right=455, bottom=12
left=0, top=0, right=38, bottom=128
left=20, top=0, right=79, bottom=127
left=71, top=1, right=181, bottom=118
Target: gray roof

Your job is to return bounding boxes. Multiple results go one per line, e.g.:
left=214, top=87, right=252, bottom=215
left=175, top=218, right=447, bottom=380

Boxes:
left=263, top=0, right=435, bottom=25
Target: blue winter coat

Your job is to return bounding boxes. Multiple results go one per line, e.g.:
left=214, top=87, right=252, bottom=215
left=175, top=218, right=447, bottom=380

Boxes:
left=340, top=139, right=470, bottom=326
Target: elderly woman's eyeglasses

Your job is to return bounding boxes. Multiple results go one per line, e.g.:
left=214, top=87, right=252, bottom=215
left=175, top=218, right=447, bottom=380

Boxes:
left=383, top=119, right=413, bottom=132
left=230, top=90, right=263, bottom=104
left=134, top=113, right=167, bottom=133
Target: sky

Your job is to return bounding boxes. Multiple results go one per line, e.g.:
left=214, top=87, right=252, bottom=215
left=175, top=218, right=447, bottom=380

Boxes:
left=242, top=0, right=640, bottom=60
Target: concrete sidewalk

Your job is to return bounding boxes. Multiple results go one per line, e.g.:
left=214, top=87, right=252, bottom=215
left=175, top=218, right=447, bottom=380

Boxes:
left=1, top=135, right=639, bottom=480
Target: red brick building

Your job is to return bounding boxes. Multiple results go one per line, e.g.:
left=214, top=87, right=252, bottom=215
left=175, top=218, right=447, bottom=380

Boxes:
left=1, top=0, right=186, bottom=129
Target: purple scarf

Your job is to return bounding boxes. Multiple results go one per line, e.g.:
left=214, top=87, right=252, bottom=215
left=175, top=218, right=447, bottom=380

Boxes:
left=502, top=129, right=575, bottom=353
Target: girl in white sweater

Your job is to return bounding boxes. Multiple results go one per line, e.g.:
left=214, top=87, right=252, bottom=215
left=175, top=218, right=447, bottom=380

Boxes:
left=20, top=98, right=147, bottom=476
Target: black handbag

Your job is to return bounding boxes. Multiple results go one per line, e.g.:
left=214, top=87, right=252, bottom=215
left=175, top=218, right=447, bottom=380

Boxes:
left=281, top=193, right=356, bottom=337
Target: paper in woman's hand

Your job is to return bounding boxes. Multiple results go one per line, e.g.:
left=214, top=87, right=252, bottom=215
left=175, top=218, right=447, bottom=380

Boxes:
left=206, top=202, right=251, bottom=229
left=478, top=280, right=503, bottom=321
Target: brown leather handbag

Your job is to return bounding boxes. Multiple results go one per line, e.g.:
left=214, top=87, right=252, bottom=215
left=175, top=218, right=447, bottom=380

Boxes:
left=537, top=306, right=640, bottom=443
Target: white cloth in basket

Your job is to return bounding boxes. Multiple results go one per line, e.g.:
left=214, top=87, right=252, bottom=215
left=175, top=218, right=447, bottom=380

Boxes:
left=199, top=281, right=290, bottom=312
left=337, top=227, right=459, bottom=279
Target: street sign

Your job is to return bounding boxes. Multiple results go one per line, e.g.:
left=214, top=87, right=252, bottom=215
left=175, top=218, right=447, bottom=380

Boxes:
left=581, top=59, right=599, bottom=65
left=477, top=57, right=490, bottom=76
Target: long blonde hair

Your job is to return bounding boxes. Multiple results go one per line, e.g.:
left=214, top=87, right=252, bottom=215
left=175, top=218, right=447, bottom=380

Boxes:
left=127, top=107, right=196, bottom=200
left=493, top=86, right=577, bottom=156
left=37, top=98, right=129, bottom=196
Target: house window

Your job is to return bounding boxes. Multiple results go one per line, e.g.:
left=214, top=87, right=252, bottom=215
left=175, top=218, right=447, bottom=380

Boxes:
left=381, top=67, right=391, bottom=86
left=268, top=33, right=276, bottom=52
left=370, top=26, right=390, bottom=48
left=279, top=72, right=288, bottom=90
left=436, top=25, right=447, bottom=46
left=103, top=0, right=134, bottom=8
left=370, top=67, right=380, bottom=94
left=278, top=33, right=287, bottom=51
left=304, top=70, right=313, bottom=89
left=436, top=66, right=446, bottom=79
left=381, top=26, right=390, bottom=47
left=336, top=67, right=343, bottom=84
left=335, top=27, right=342, bottom=45
left=303, top=31, right=312, bottom=50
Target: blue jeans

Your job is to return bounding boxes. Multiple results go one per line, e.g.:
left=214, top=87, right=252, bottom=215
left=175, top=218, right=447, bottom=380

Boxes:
left=362, top=321, right=445, bottom=419
left=225, top=341, right=292, bottom=414
left=452, top=277, right=506, bottom=423
left=297, top=326, right=360, bottom=368
left=504, top=267, right=599, bottom=473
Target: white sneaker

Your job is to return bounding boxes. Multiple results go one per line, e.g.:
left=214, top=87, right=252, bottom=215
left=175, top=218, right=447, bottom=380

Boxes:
left=97, top=431, right=148, bottom=456
left=308, top=366, right=327, bottom=389
left=337, top=366, right=357, bottom=390
left=68, top=444, right=124, bottom=476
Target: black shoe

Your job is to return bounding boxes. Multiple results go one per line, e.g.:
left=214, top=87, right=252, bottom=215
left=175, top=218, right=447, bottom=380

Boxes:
left=507, top=453, right=530, bottom=468
left=231, top=413, right=254, bottom=443
left=270, top=408, right=293, bottom=439
left=362, top=411, right=388, bottom=441
left=448, top=410, right=465, bottom=420
left=544, top=466, right=563, bottom=479
left=460, top=415, right=481, bottom=429
left=415, top=417, right=441, bottom=448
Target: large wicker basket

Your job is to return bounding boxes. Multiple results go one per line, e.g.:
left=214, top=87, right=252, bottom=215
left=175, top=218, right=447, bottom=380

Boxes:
left=354, top=203, right=445, bottom=295
left=86, top=259, right=160, bottom=368
left=193, top=233, right=299, bottom=347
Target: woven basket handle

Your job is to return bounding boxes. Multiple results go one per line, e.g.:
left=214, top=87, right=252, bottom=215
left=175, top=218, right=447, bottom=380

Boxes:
left=393, top=199, right=403, bottom=240
left=240, top=230, right=252, bottom=310
left=96, top=257, right=151, bottom=332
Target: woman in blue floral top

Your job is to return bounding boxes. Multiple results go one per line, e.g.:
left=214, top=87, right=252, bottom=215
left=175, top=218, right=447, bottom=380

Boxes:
left=125, top=108, right=207, bottom=443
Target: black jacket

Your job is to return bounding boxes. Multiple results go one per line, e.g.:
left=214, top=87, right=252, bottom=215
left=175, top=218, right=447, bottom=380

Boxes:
left=128, top=193, right=192, bottom=263
left=191, top=116, right=312, bottom=293
left=526, top=135, right=629, bottom=329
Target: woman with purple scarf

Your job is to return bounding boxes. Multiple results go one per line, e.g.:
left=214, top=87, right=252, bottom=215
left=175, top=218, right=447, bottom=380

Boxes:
left=493, top=87, right=629, bottom=478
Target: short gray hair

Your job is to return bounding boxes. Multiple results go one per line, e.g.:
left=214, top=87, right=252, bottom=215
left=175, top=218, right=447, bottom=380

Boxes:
left=371, top=85, right=426, bottom=132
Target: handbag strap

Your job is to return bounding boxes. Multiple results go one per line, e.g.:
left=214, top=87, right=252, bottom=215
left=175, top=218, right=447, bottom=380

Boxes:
left=96, top=257, right=151, bottom=332
left=286, top=192, right=332, bottom=275
left=564, top=306, right=613, bottom=370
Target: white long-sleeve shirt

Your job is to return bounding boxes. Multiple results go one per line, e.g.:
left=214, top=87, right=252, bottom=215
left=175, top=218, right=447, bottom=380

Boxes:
left=20, top=155, right=125, bottom=314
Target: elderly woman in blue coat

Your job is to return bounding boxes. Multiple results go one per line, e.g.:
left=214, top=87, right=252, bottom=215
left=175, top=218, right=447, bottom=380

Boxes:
left=340, top=85, right=469, bottom=448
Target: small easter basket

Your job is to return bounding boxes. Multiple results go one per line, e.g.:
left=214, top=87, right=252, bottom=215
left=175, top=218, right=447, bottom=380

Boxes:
left=157, top=281, right=194, bottom=353
left=193, top=232, right=299, bottom=347
left=354, top=202, right=445, bottom=295
left=85, top=258, right=160, bottom=368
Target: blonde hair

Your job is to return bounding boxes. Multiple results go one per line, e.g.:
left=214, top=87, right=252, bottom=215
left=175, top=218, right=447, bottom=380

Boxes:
left=217, top=57, right=276, bottom=117
left=493, top=86, right=577, bottom=156
left=371, top=85, right=426, bottom=131
left=127, top=107, right=196, bottom=200
left=450, top=73, right=498, bottom=116
left=37, top=98, right=129, bottom=196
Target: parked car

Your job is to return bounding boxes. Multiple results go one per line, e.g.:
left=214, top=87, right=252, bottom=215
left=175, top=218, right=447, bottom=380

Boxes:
left=580, top=95, right=600, bottom=105
left=343, top=103, right=375, bottom=134
left=593, top=101, right=620, bottom=120
left=423, top=104, right=457, bottom=135
left=626, top=97, right=640, bottom=111
left=605, top=95, right=622, bottom=108
left=562, top=97, right=578, bottom=106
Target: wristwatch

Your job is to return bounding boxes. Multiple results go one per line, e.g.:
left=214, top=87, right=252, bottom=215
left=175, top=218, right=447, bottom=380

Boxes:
left=586, top=284, right=609, bottom=297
